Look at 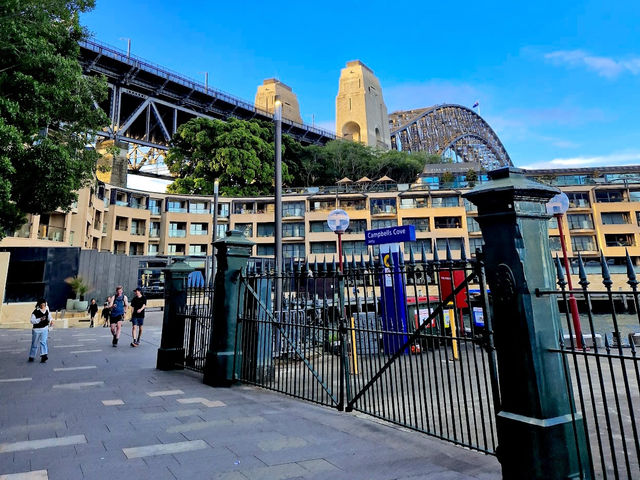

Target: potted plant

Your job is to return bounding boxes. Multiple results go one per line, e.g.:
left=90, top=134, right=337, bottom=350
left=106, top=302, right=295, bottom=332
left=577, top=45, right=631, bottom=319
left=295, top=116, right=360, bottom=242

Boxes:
left=65, top=276, right=92, bottom=311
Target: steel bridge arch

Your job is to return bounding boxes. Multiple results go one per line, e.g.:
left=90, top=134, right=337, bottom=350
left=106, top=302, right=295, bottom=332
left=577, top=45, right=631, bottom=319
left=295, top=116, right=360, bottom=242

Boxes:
left=389, top=104, right=512, bottom=169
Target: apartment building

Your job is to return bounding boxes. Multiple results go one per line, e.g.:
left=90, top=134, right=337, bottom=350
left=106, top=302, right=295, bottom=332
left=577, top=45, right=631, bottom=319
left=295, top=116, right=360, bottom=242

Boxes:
left=3, top=167, right=640, bottom=270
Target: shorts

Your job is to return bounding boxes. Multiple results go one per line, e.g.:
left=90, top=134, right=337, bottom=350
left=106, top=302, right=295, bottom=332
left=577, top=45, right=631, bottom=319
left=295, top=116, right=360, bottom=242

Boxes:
left=131, top=316, right=144, bottom=326
left=110, top=315, right=124, bottom=324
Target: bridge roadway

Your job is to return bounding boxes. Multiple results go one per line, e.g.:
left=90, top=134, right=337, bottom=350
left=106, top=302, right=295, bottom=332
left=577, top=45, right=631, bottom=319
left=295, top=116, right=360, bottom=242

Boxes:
left=79, top=39, right=335, bottom=153
left=0, top=312, right=500, bottom=479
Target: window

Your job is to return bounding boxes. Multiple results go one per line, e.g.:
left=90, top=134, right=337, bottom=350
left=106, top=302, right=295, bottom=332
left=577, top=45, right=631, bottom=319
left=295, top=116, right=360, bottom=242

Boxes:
left=339, top=198, right=366, bottom=210
left=567, top=214, right=594, bottom=230
left=190, top=223, right=208, bottom=235
left=370, top=198, right=396, bottom=214
left=601, top=212, right=630, bottom=225
left=256, top=201, right=274, bottom=214
left=283, top=243, right=305, bottom=259
left=571, top=236, right=597, bottom=252
left=188, top=244, right=207, bottom=256
left=434, top=217, right=462, bottom=229
left=115, top=192, right=127, bottom=207
left=215, top=224, right=226, bottom=239
left=113, top=241, right=126, bottom=255
left=257, top=223, right=274, bottom=237
left=343, top=241, right=368, bottom=256
left=169, top=222, right=186, bottom=238
left=130, top=219, right=146, bottom=236
left=399, top=197, right=428, bottom=209
left=404, top=240, right=432, bottom=255
left=549, top=236, right=561, bottom=251
left=371, top=219, right=397, bottom=229
left=346, top=219, right=367, bottom=234
left=130, top=196, right=144, bottom=209
left=464, top=199, right=477, bottom=213
left=190, top=201, right=208, bottom=214
left=283, top=201, right=305, bottom=217
left=234, top=202, right=254, bottom=214
left=148, top=244, right=158, bottom=255
left=283, top=222, right=305, bottom=238
left=167, top=200, right=187, bottom=213
left=468, top=238, right=485, bottom=255
left=115, top=216, right=128, bottom=232
left=467, top=217, right=481, bottom=233
left=309, top=200, right=334, bottom=212
left=605, top=234, right=635, bottom=247
left=129, top=242, right=144, bottom=256
left=435, top=238, right=463, bottom=251
left=629, top=191, right=640, bottom=203
left=257, top=244, right=274, bottom=256
left=149, top=199, right=162, bottom=215
left=595, top=190, right=624, bottom=203
left=310, top=241, right=337, bottom=254
left=149, top=222, right=160, bottom=238
left=218, top=203, right=230, bottom=218
left=310, top=221, right=332, bottom=233
left=566, top=192, right=590, bottom=208
left=167, top=244, right=186, bottom=255
left=235, top=223, right=253, bottom=237
left=403, top=218, right=430, bottom=232
left=548, top=216, right=558, bottom=230
left=431, top=196, right=459, bottom=207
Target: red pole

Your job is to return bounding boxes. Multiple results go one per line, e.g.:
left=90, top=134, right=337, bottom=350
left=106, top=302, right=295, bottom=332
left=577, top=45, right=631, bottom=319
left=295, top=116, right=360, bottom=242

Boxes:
left=337, top=231, right=344, bottom=273
left=556, top=213, right=584, bottom=349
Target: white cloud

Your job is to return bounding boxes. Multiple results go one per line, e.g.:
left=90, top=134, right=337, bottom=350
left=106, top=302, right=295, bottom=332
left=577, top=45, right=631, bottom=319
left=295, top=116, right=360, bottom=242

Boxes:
left=520, top=152, right=640, bottom=170
left=544, top=50, right=640, bottom=78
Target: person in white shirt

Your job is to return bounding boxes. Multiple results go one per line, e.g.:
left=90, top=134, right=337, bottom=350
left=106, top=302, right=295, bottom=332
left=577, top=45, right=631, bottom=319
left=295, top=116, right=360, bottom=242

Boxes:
left=29, top=299, right=53, bottom=363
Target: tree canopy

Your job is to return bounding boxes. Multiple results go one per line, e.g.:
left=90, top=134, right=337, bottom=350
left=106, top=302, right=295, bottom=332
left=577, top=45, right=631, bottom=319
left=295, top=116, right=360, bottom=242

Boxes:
left=0, top=0, right=108, bottom=237
left=167, top=118, right=432, bottom=195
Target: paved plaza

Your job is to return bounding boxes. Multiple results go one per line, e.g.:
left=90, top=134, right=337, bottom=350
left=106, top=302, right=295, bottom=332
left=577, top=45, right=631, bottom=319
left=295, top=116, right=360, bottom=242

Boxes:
left=0, top=312, right=500, bottom=480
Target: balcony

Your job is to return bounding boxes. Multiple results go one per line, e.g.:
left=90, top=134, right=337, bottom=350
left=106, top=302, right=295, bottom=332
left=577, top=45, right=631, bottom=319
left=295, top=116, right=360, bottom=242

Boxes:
left=130, top=228, right=146, bottom=236
left=149, top=228, right=160, bottom=238
left=38, top=225, right=65, bottom=242
left=168, top=230, right=187, bottom=238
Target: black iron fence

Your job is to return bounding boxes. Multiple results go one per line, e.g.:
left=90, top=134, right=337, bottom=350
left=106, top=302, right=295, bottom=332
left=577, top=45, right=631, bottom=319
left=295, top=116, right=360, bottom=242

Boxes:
left=178, top=277, right=215, bottom=372
left=538, top=252, right=640, bottom=479
left=236, top=247, right=501, bottom=454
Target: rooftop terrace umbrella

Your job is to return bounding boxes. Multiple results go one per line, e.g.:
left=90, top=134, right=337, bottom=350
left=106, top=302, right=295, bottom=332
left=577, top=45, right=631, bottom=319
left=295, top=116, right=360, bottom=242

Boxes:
left=377, top=175, right=395, bottom=183
left=356, top=176, right=372, bottom=183
left=337, top=177, right=353, bottom=184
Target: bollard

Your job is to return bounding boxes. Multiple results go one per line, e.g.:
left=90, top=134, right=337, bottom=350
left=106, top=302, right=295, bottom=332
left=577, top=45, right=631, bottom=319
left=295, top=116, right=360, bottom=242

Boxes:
left=464, top=167, right=590, bottom=480
left=156, top=259, right=193, bottom=371
left=203, top=230, right=254, bottom=387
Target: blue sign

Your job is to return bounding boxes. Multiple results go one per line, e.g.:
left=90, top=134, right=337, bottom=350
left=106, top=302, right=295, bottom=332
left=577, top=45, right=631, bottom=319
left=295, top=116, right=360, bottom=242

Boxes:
left=378, top=244, right=409, bottom=355
left=365, top=225, right=416, bottom=246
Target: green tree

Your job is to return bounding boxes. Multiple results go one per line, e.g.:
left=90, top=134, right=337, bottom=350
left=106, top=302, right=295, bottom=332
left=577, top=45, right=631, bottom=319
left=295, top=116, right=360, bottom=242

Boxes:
left=0, top=0, right=108, bottom=237
left=166, top=117, right=291, bottom=196
left=377, top=150, right=426, bottom=184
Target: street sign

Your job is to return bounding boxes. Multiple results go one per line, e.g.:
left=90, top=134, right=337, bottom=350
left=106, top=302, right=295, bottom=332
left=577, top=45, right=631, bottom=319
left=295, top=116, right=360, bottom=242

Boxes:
left=365, top=225, right=416, bottom=246
left=327, top=209, right=350, bottom=233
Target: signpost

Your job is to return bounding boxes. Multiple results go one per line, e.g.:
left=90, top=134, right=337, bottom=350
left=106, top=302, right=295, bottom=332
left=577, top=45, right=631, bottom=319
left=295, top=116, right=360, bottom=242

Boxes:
left=327, top=209, right=350, bottom=272
left=364, top=225, right=416, bottom=355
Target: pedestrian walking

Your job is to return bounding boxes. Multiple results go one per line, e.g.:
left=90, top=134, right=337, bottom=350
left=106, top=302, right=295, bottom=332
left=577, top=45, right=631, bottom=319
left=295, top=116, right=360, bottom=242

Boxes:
left=29, top=299, right=53, bottom=363
left=101, top=301, right=110, bottom=327
left=130, top=288, right=146, bottom=347
left=88, top=298, right=98, bottom=328
left=107, top=286, right=128, bottom=347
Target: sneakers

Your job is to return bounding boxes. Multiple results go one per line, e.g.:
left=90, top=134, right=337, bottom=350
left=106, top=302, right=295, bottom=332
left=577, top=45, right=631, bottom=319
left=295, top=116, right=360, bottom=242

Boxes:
left=112, top=336, right=118, bottom=347
left=28, top=357, right=34, bottom=362
left=40, top=354, right=48, bottom=363
left=130, top=341, right=137, bottom=347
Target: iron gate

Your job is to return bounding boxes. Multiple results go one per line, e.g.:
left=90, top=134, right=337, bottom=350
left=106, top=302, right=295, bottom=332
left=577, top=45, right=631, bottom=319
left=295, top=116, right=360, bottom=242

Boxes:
left=178, top=278, right=215, bottom=372
left=236, top=248, right=501, bottom=454
left=538, top=253, right=640, bottom=479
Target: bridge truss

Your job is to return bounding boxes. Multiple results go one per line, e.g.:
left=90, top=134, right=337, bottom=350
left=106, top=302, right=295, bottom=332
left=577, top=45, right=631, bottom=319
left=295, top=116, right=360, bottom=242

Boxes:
left=79, top=40, right=335, bottom=171
left=389, top=105, right=512, bottom=169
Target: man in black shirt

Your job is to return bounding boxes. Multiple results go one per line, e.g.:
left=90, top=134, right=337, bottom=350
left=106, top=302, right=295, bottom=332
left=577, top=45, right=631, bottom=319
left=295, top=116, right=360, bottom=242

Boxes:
left=130, top=288, right=146, bottom=347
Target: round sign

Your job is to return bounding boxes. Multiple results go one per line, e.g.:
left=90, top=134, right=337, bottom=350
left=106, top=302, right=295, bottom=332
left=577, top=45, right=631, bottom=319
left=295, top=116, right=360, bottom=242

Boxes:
left=546, top=192, right=570, bottom=215
left=327, top=209, right=350, bottom=233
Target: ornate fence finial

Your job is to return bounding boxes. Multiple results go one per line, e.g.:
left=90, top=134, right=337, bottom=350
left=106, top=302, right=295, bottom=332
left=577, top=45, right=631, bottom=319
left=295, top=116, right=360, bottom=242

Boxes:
left=625, top=248, right=638, bottom=287
left=554, top=254, right=566, bottom=285
left=600, top=251, right=613, bottom=288
left=445, top=240, right=453, bottom=262
left=577, top=253, right=589, bottom=288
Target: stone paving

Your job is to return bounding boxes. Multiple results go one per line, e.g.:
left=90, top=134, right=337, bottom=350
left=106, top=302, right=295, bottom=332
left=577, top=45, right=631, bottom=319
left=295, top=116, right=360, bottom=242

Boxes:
left=0, top=312, right=501, bottom=479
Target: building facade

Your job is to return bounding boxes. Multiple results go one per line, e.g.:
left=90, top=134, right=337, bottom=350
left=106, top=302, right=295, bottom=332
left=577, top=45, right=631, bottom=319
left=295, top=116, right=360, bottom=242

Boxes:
left=4, top=167, right=640, bottom=271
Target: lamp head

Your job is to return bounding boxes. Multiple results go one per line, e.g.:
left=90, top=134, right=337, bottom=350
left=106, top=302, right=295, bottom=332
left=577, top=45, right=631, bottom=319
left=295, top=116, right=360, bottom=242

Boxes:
left=546, top=192, right=569, bottom=215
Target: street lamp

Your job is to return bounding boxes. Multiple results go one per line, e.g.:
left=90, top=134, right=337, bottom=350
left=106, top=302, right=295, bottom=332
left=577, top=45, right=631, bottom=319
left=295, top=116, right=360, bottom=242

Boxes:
left=546, top=192, right=584, bottom=349
left=327, top=209, right=350, bottom=272
left=211, top=178, right=219, bottom=282
left=274, top=96, right=283, bottom=315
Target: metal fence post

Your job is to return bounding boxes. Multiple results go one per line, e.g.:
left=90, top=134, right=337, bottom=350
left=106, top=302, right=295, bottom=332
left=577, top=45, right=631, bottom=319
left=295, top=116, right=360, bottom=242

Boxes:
left=203, top=230, right=254, bottom=387
left=156, top=259, right=193, bottom=370
left=464, top=167, right=590, bottom=479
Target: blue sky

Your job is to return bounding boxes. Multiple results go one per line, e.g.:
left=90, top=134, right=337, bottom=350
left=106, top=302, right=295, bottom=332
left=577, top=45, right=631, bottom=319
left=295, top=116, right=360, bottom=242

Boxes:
left=82, top=0, right=640, bottom=170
